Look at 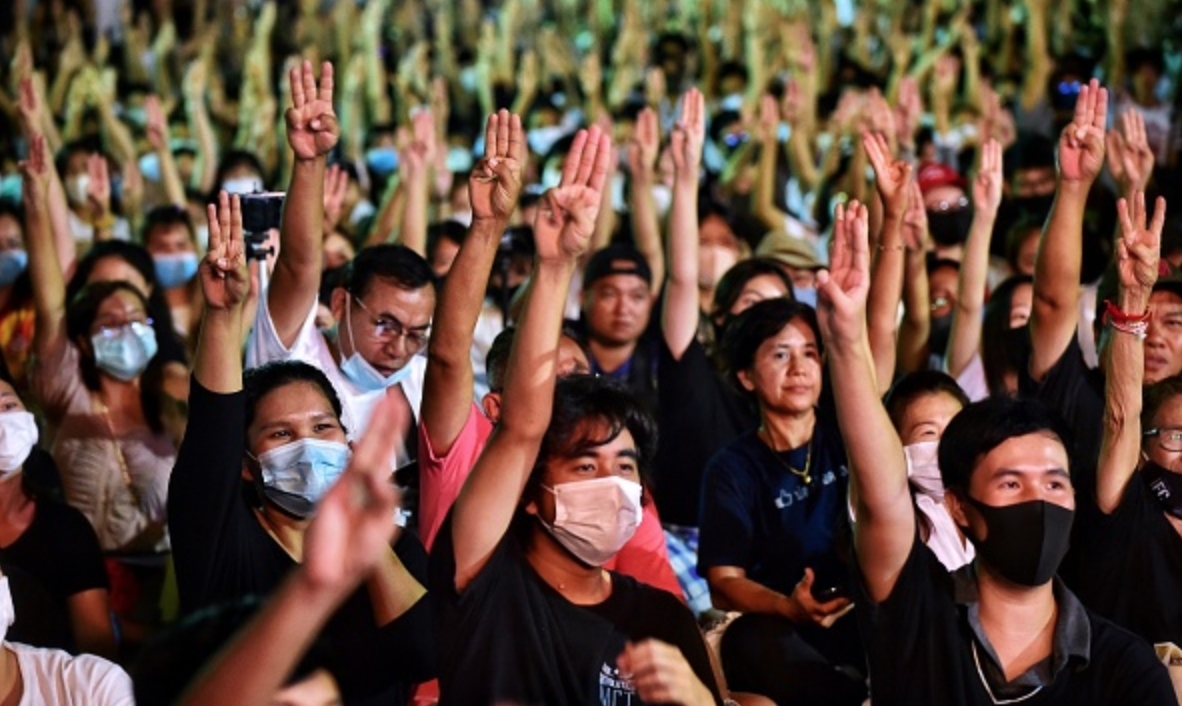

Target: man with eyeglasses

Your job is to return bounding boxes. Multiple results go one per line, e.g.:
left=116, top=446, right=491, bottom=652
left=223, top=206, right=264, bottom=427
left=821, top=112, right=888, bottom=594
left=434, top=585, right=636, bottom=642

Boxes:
left=245, top=61, right=434, bottom=467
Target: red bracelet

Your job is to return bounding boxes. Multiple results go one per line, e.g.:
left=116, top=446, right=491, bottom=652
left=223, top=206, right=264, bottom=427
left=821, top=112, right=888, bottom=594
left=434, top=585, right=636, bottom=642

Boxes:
left=1103, top=300, right=1151, bottom=326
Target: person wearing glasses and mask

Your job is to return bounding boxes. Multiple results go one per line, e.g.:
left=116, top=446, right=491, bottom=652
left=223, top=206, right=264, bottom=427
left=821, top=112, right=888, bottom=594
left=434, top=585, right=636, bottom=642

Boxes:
left=246, top=61, right=433, bottom=469
left=170, top=192, right=434, bottom=706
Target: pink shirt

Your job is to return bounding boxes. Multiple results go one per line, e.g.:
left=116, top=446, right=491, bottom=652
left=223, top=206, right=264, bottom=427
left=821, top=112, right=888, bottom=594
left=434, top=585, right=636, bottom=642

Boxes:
left=418, top=404, right=683, bottom=599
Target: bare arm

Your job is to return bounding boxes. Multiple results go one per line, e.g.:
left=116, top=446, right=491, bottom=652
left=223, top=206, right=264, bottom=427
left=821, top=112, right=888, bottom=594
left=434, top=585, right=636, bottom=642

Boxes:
left=1096, top=194, right=1163, bottom=514
left=22, top=134, right=68, bottom=364
left=661, top=91, right=705, bottom=361
left=863, top=132, right=912, bottom=393
left=451, top=129, right=610, bottom=591
left=66, top=589, right=117, bottom=660
left=145, top=95, right=187, bottom=208
left=896, top=191, right=931, bottom=374
left=816, top=202, right=915, bottom=603
left=752, top=95, right=789, bottom=232
left=14, top=78, right=74, bottom=276
left=1030, top=81, right=1107, bottom=381
left=422, top=111, right=525, bottom=455
left=628, top=108, right=666, bottom=298
left=183, top=57, right=219, bottom=195
left=1020, top=0, right=1054, bottom=113
left=397, top=111, right=435, bottom=258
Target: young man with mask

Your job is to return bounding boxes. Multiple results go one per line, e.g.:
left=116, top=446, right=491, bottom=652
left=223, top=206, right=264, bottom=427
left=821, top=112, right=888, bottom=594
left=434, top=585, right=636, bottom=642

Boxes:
left=916, top=160, right=972, bottom=263
left=246, top=61, right=434, bottom=468
left=433, top=126, right=721, bottom=706
left=816, top=199, right=1173, bottom=704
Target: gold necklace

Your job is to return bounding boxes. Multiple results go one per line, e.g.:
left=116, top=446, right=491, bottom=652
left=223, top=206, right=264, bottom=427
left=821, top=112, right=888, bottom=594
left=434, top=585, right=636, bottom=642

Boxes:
left=98, top=400, right=142, bottom=507
left=761, top=426, right=813, bottom=484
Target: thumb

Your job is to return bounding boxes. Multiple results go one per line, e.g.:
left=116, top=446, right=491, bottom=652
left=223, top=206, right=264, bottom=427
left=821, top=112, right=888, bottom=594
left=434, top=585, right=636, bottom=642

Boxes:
left=799, top=567, right=815, bottom=590
left=490, top=158, right=516, bottom=184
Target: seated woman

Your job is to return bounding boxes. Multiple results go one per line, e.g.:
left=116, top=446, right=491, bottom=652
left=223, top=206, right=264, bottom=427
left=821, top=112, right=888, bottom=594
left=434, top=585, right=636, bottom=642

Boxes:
left=698, top=297, right=865, bottom=706
left=168, top=192, right=433, bottom=706
left=0, top=362, right=115, bottom=658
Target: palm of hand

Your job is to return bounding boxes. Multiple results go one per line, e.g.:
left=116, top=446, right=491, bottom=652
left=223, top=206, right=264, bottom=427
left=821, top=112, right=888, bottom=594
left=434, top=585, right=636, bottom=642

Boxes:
left=1059, top=126, right=1103, bottom=183
left=879, top=163, right=909, bottom=209
left=1120, top=232, right=1159, bottom=291
left=974, top=172, right=1001, bottom=212
left=287, top=100, right=338, bottom=159
left=470, top=158, right=522, bottom=221
left=201, top=253, right=248, bottom=310
left=536, top=187, right=596, bottom=260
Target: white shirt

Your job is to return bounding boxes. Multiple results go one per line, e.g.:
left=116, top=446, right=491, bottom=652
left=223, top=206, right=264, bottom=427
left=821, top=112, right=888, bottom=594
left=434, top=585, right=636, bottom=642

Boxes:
left=10, top=642, right=134, bottom=706
left=246, top=294, right=426, bottom=467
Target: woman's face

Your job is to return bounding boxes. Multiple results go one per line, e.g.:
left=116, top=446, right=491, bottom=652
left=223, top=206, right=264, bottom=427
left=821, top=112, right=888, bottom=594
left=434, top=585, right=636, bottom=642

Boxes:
left=89, top=290, right=150, bottom=339
left=0, top=381, right=27, bottom=413
left=897, top=391, right=963, bottom=446
left=738, top=318, right=823, bottom=415
left=1009, top=282, right=1033, bottom=328
left=247, top=381, right=348, bottom=459
left=727, top=274, right=790, bottom=317
left=0, top=214, right=24, bottom=252
left=87, top=256, right=151, bottom=297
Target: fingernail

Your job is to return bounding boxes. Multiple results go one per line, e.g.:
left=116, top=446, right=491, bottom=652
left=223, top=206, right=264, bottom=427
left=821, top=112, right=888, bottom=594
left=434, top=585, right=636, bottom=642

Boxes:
left=218, top=258, right=227, bottom=268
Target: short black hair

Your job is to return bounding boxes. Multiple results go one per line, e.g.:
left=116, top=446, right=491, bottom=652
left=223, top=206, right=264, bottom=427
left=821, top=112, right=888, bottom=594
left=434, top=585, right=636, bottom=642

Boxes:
left=883, top=371, right=970, bottom=433
left=343, top=244, right=435, bottom=299
left=938, top=396, right=1073, bottom=494
left=711, top=258, right=794, bottom=322
left=1142, top=376, right=1182, bottom=441
left=1004, top=133, right=1056, bottom=180
left=527, top=375, right=657, bottom=501
left=981, top=275, right=1033, bottom=396
left=1003, top=213, right=1043, bottom=270
left=427, top=221, right=467, bottom=259
left=721, top=298, right=820, bottom=386
left=212, top=150, right=267, bottom=197
left=1126, top=47, right=1165, bottom=75
left=141, top=205, right=196, bottom=246
left=243, top=361, right=345, bottom=444
left=130, top=596, right=340, bottom=706
left=485, top=326, right=587, bottom=393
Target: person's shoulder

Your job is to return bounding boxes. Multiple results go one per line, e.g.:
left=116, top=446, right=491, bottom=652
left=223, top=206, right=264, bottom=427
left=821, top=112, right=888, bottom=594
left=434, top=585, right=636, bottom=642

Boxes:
left=11, top=642, right=133, bottom=695
left=1081, top=608, right=1177, bottom=700
left=703, top=432, right=763, bottom=479
left=1086, top=608, right=1164, bottom=661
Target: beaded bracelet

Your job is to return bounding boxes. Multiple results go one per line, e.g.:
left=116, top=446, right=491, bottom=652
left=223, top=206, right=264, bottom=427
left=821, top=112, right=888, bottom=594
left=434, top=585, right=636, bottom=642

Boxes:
left=1103, top=300, right=1151, bottom=340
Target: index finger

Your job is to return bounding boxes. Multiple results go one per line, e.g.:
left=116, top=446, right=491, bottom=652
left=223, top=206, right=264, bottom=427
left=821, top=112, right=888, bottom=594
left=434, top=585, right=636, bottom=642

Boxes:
left=318, top=61, right=334, bottom=104
left=301, top=61, right=318, bottom=107
left=587, top=132, right=612, bottom=195
left=561, top=129, right=589, bottom=186
left=1092, top=83, right=1108, bottom=131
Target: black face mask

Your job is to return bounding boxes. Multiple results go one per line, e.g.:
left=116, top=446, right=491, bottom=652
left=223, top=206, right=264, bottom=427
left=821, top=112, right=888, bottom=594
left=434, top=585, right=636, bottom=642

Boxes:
left=929, top=313, right=953, bottom=359
left=927, top=208, right=974, bottom=247
left=1141, top=463, right=1182, bottom=519
left=963, top=497, right=1074, bottom=586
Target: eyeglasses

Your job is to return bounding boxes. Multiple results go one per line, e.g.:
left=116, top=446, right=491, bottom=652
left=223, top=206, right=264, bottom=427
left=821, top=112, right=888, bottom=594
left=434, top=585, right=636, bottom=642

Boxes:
left=1145, top=427, right=1182, bottom=452
left=929, top=196, right=970, bottom=213
left=351, top=295, right=430, bottom=354
left=94, top=316, right=153, bottom=338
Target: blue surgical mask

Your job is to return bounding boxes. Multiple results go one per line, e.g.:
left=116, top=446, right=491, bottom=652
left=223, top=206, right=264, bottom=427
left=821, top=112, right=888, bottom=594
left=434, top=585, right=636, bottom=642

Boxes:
left=365, top=147, right=399, bottom=177
left=339, top=300, right=414, bottom=392
left=0, top=251, right=28, bottom=288
left=221, top=177, right=261, bottom=195
left=792, top=286, right=817, bottom=308
left=153, top=252, right=199, bottom=289
left=91, top=321, right=158, bottom=381
left=255, top=438, right=350, bottom=518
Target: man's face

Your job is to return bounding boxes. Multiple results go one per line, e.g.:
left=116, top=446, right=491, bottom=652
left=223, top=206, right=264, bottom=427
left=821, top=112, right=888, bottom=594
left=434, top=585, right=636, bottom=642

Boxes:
left=1144, top=290, right=1182, bottom=384
left=146, top=223, right=195, bottom=256
left=952, top=433, right=1074, bottom=532
left=1145, top=394, right=1182, bottom=472
left=582, top=272, right=652, bottom=347
left=1011, top=167, right=1057, bottom=199
left=530, top=422, right=641, bottom=528
left=333, top=280, right=435, bottom=375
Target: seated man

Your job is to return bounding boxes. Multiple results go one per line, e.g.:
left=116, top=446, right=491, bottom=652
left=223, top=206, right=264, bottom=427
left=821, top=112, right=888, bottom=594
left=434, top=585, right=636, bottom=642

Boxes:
left=433, top=127, right=721, bottom=706
left=817, top=199, right=1174, bottom=704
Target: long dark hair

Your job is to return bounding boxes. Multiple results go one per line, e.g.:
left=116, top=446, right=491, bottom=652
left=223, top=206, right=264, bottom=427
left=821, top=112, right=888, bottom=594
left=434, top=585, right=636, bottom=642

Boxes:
left=981, top=275, right=1033, bottom=397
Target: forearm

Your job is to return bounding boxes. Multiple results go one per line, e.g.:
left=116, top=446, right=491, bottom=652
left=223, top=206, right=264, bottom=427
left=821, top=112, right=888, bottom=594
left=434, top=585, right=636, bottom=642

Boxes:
left=156, top=146, right=188, bottom=208
left=1021, top=1, right=1053, bottom=110
left=867, top=214, right=906, bottom=391
left=186, top=93, right=218, bottom=194
left=400, top=173, right=430, bottom=257
left=896, top=252, right=931, bottom=373
left=26, top=201, right=67, bottom=355
left=364, top=546, right=427, bottom=626
left=662, top=174, right=700, bottom=358
left=709, top=574, right=790, bottom=617
left=1030, top=184, right=1086, bottom=370
left=1096, top=287, right=1147, bottom=513
left=753, top=138, right=786, bottom=229
left=193, top=310, right=246, bottom=394
left=946, top=213, right=994, bottom=376
left=630, top=171, right=664, bottom=297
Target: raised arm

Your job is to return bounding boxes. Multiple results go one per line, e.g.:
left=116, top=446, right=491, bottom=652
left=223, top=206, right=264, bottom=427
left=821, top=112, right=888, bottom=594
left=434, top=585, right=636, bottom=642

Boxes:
left=422, top=111, right=525, bottom=454
left=1106, top=109, right=1155, bottom=201
left=144, top=95, right=188, bottom=208
left=1096, top=193, right=1164, bottom=514
left=15, top=77, right=74, bottom=276
left=397, top=110, right=436, bottom=258
left=662, top=90, right=705, bottom=360
left=946, top=140, right=1003, bottom=378
left=268, top=61, right=339, bottom=348
left=816, top=202, right=915, bottom=603
left=752, top=94, right=789, bottom=232
left=192, top=192, right=250, bottom=394
left=864, top=132, right=912, bottom=393
left=1030, top=80, right=1107, bottom=380
left=451, top=128, right=610, bottom=591
left=628, top=107, right=664, bottom=298
left=22, top=134, right=68, bottom=364
left=896, top=182, right=932, bottom=373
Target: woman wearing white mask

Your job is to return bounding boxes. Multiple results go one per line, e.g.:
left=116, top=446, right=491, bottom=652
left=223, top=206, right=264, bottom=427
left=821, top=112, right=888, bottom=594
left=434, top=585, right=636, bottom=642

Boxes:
left=169, top=192, right=433, bottom=706
left=0, top=203, right=35, bottom=390
left=0, top=371, right=116, bottom=659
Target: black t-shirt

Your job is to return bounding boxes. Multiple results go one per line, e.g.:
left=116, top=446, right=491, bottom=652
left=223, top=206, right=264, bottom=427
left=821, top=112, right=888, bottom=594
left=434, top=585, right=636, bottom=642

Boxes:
left=430, top=513, right=723, bottom=706
left=653, top=338, right=756, bottom=528
left=168, top=379, right=436, bottom=706
left=1071, top=474, right=1182, bottom=646
left=698, top=417, right=851, bottom=596
left=0, top=497, right=108, bottom=652
left=855, top=537, right=1175, bottom=706
left=1020, top=336, right=1104, bottom=489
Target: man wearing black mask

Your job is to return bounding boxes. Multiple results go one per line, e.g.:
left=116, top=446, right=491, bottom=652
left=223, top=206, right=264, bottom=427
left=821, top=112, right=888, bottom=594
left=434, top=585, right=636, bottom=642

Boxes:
left=917, top=161, right=973, bottom=262
left=814, top=201, right=1173, bottom=705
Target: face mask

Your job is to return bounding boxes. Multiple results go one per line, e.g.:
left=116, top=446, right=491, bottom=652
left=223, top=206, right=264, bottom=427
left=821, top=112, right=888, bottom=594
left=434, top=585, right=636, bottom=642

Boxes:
left=349, top=200, right=376, bottom=226
left=195, top=224, right=210, bottom=251
left=0, top=250, right=27, bottom=288
left=459, top=65, right=480, bottom=93
left=928, top=313, right=953, bottom=361
left=0, top=411, right=38, bottom=473
left=66, top=174, right=91, bottom=207
left=221, top=176, right=261, bottom=195
left=139, top=152, right=161, bottom=183
left=792, top=286, right=818, bottom=309
left=255, top=438, right=350, bottom=519
left=365, top=147, right=399, bottom=177
left=926, top=208, right=974, bottom=247
left=91, top=321, right=158, bottom=381
left=961, top=497, right=1073, bottom=586
left=0, top=174, right=20, bottom=203
left=153, top=253, right=199, bottom=289
left=904, top=440, right=944, bottom=500
left=446, top=146, right=474, bottom=174
left=540, top=476, right=642, bottom=566
left=339, top=299, right=414, bottom=392
left=1140, top=462, right=1182, bottom=520
left=651, top=184, right=673, bottom=218
left=527, top=126, right=569, bottom=156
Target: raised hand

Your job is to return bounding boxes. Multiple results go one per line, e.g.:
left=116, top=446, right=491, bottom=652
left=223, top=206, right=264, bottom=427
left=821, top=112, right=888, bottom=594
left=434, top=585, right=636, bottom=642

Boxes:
left=201, top=191, right=250, bottom=312
left=1116, top=191, right=1165, bottom=297
left=972, top=139, right=1003, bottom=217
left=469, top=109, right=525, bottom=223
left=1106, top=109, right=1154, bottom=195
left=816, top=200, right=871, bottom=347
left=18, top=132, right=50, bottom=205
left=86, top=154, right=112, bottom=218
left=627, top=107, right=660, bottom=179
left=144, top=94, right=170, bottom=152
left=1058, top=78, right=1107, bottom=185
left=401, top=109, right=437, bottom=176
left=533, top=127, right=611, bottom=262
left=15, top=77, right=40, bottom=137
left=301, top=390, right=402, bottom=595
left=901, top=180, right=928, bottom=251
left=617, top=640, right=713, bottom=706
left=323, top=164, right=349, bottom=234
left=756, top=93, right=779, bottom=144
left=894, top=77, right=922, bottom=146
left=285, top=61, right=339, bottom=161
left=670, top=88, right=705, bottom=175
left=863, top=132, right=911, bottom=216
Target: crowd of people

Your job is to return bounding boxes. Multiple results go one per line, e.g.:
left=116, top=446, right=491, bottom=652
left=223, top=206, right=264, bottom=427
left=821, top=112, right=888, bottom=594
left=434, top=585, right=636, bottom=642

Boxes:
left=0, top=0, right=1181, bottom=703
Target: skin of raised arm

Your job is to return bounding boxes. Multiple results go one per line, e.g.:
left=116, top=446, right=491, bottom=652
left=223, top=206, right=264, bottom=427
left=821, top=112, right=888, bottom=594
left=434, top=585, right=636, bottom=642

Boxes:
left=629, top=108, right=666, bottom=298
left=145, top=95, right=187, bottom=207
left=398, top=110, right=435, bottom=257
left=816, top=203, right=915, bottom=603
left=422, top=111, right=525, bottom=455
left=193, top=192, right=249, bottom=394
left=1096, top=193, right=1163, bottom=514
left=946, top=140, right=1002, bottom=378
left=864, top=133, right=912, bottom=393
left=23, top=135, right=68, bottom=364
left=896, top=246, right=931, bottom=374
left=451, top=129, right=609, bottom=591
left=184, top=57, right=219, bottom=194
left=1030, top=81, right=1107, bottom=381
left=662, top=91, right=704, bottom=360
left=14, top=78, right=75, bottom=276
left=752, top=95, right=789, bottom=232
left=1020, top=0, right=1054, bottom=112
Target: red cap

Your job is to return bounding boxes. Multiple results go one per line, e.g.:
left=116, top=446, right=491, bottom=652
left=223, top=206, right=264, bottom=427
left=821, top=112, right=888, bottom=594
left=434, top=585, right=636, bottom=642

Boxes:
left=917, top=160, right=966, bottom=195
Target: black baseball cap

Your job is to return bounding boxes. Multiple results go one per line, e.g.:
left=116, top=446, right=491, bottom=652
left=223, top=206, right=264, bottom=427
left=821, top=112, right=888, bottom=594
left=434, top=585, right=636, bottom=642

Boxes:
left=583, top=245, right=653, bottom=288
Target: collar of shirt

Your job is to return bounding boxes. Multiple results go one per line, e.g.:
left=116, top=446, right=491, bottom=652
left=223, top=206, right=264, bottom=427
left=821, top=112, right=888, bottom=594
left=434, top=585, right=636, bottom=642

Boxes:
left=952, top=563, right=1091, bottom=698
left=590, top=353, right=633, bottom=381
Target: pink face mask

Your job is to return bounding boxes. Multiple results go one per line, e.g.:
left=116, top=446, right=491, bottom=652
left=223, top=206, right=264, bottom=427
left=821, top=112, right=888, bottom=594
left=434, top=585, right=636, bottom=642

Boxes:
left=540, top=476, right=643, bottom=566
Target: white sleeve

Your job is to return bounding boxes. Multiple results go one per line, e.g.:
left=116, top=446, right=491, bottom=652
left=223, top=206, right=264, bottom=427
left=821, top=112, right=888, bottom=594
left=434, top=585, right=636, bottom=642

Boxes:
left=245, top=288, right=322, bottom=371
left=71, top=655, right=136, bottom=706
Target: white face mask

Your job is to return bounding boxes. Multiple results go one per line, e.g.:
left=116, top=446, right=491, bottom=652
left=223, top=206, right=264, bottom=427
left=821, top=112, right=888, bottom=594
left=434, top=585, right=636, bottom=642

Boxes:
left=904, top=440, right=944, bottom=500
left=540, top=476, right=642, bottom=566
left=650, top=184, right=673, bottom=218
left=0, top=412, right=37, bottom=474
left=221, top=176, right=261, bottom=195
left=66, top=174, right=91, bottom=207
